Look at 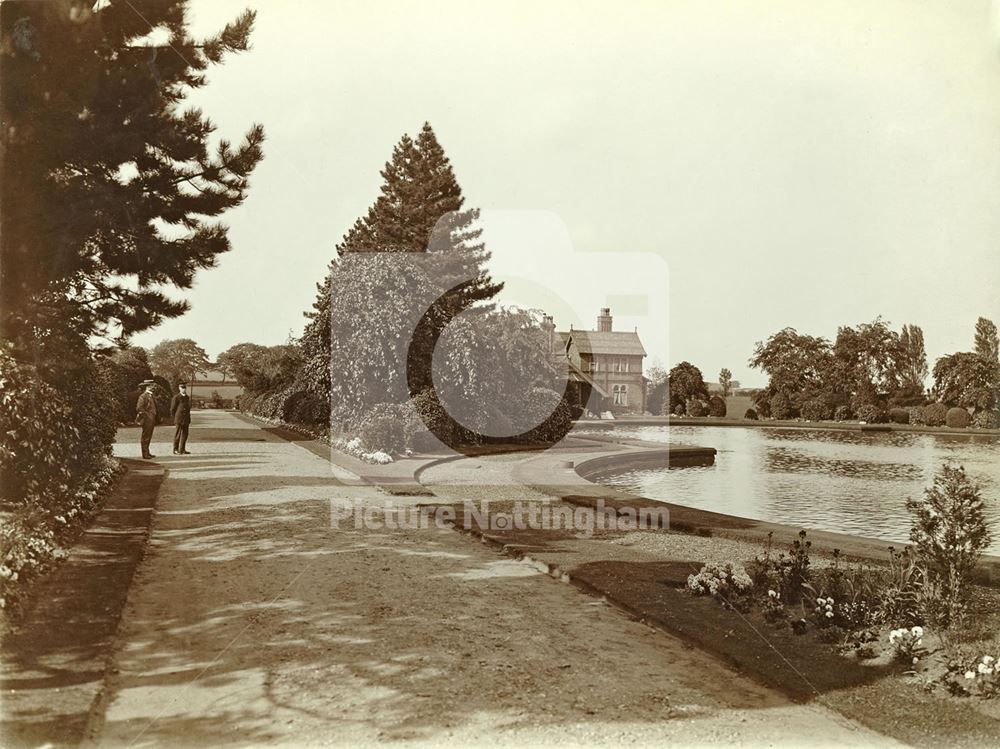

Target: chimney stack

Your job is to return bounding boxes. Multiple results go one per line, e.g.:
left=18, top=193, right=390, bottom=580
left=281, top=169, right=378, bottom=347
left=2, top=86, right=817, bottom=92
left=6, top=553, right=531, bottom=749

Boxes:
left=541, top=314, right=555, bottom=353
left=597, top=307, right=612, bottom=332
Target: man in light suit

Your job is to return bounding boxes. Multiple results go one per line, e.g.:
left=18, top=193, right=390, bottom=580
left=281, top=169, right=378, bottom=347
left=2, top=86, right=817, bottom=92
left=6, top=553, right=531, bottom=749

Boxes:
left=135, top=380, right=158, bottom=459
left=171, top=383, right=192, bottom=455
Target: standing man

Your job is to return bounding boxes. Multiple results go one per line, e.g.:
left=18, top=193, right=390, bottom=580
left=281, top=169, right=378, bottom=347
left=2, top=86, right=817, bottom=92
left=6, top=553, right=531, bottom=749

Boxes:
left=171, top=383, right=192, bottom=455
left=135, top=380, right=158, bottom=459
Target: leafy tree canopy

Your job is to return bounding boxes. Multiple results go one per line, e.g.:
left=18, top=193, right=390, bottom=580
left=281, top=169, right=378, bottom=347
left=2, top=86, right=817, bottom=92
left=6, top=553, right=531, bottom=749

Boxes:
left=1, top=0, right=265, bottom=356
left=149, top=338, right=209, bottom=389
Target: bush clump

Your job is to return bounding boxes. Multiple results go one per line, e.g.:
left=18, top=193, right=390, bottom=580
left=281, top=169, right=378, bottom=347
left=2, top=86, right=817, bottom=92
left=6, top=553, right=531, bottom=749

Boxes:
left=973, top=409, right=1000, bottom=429
left=708, top=395, right=727, bottom=417
left=687, top=398, right=708, bottom=417
left=834, top=404, right=853, bottom=422
left=800, top=399, right=832, bottom=421
left=744, top=408, right=758, bottom=420
left=769, top=392, right=793, bottom=420
left=889, top=407, right=910, bottom=425
left=923, top=402, right=948, bottom=427
left=856, top=404, right=888, bottom=424
left=946, top=407, right=971, bottom=429
left=907, top=406, right=926, bottom=426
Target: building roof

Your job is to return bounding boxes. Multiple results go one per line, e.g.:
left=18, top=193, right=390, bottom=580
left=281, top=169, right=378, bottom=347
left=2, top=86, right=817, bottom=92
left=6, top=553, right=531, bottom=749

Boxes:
left=561, top=330, right=646, bottom=357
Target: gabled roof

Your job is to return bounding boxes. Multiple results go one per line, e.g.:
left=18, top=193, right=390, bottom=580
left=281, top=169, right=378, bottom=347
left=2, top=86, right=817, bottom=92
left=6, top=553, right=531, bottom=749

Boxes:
left=562, top=330, right=646, bottom=357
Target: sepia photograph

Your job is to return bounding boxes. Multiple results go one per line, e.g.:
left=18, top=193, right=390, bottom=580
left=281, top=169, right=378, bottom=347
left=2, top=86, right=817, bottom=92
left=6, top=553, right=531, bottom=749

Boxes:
left=1, top=1, right=999, bottom=747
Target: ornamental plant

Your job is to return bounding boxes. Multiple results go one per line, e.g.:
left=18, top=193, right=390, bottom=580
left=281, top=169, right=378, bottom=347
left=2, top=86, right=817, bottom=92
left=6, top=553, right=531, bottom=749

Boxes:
left=906, top=464, right=991, bottom=626
left=961, top=654, right=1000, bottom=699
left=687, top=562, right=753, bottom=599
left=888, top=625, right=925, bottom=665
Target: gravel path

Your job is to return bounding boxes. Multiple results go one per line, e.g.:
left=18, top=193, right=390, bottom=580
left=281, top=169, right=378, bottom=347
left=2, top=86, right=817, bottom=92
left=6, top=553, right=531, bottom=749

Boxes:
left=95, top=411, right=898, bottom=747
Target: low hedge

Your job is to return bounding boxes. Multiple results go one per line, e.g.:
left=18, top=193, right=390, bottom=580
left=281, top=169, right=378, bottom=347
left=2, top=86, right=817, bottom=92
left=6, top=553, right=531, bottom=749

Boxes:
left=922, top=402, right=948, bottom=427
left=973, top=409, right=999, bottom=429
left=800, top=399, right=833, bottom=421
left=855, top=404, right=888, bottom=424
left=945, top=407, right=971, bottom=428
left=744, top=408, right=758, bottom=421
left=888, top=407, right=910, bottom=425
left=833, top=405, right=852, bottom=422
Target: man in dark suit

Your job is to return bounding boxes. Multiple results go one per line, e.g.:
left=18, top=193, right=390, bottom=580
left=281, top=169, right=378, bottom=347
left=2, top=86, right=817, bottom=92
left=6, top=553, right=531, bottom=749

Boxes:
left=171, top=383, right=192, bottom=455
left=135, top=380, right=158, bottom=459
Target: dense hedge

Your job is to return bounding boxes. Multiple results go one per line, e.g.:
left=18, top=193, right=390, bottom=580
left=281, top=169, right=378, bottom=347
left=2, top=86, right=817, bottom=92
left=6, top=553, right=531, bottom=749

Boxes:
left=907, top=406, right=926, bottom=426
left=973, top=409, right=999, bottom=429
left=800, top=399, right=833, bottom=421
left=834, top=405, right=853, bottom=422
left=923, top=402, right=948, bottom=427
left=708, top=395, right=727, bottom=417
left=945, top=407, right=971, bottom=428
left=855, top=404, right=888, bottom=424
left=744, top=408, right=758, bottom=420
left=889, top=407, right=910, bottom=425
left=0, top=344, right=121, bottom=614
left=687, top=398, right=708, bottom=417
left=769, top=392, right=793, bottom=420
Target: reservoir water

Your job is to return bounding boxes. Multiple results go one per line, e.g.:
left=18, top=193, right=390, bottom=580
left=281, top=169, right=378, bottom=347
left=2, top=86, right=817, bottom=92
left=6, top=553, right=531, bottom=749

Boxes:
left=589, top=425, right=1000, bottom=554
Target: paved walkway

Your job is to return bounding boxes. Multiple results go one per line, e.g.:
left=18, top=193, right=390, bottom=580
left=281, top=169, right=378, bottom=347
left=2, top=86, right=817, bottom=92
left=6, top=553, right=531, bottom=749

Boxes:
left=94, top=410, right=897, bottom=747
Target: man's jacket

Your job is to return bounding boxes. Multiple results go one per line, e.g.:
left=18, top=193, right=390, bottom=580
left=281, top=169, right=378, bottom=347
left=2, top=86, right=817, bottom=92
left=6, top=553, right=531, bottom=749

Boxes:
left=171, top=394, right=192, bottom=425
left=136, top=391, right=158, bottom=424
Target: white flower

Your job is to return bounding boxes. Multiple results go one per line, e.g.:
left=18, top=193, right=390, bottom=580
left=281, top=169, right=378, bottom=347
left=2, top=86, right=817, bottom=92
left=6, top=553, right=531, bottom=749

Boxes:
left=767, top=589, right=778, bottom=599
left=965, top=671, right=977, bottom=680
left=825, top=611, right=834, bottom=619
left=912, top=657, right=919, bottom=665
left=978, top=663, right=992, bottom=674
left=983, top=655, right=995, bottom=664
left=910, top=626, right=923, bottom=638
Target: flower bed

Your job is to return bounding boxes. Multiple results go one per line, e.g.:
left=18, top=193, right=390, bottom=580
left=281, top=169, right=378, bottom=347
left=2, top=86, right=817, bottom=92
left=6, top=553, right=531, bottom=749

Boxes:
left=0, top=455, right=122, bottom=623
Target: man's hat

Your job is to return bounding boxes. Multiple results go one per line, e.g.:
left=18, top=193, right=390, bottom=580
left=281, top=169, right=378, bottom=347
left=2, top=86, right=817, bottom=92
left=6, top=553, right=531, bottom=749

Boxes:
left=140, top=379, right=155, bottom=387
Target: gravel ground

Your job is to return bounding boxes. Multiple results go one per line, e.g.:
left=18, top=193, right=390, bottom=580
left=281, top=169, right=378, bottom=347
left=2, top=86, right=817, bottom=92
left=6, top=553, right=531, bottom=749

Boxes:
left=92, top=412, right=900, bottom=748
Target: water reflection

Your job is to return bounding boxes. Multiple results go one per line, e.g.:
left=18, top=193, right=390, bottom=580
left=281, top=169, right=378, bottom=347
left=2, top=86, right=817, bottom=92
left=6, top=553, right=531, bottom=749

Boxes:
left=589, top=425, right=1000, bottom=554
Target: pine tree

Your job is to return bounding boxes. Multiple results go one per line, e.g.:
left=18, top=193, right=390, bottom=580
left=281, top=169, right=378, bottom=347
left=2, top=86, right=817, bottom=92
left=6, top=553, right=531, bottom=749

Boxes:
left=300, top=124, right=502, bottom=412
left=898, top=324, right=929, bottom=394
left=1, top=1, right=265, bottom=360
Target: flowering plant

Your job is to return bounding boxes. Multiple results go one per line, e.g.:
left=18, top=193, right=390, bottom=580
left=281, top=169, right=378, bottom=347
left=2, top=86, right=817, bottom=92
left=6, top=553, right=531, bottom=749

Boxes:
left=961, top=654, right=1000, bottom=699
left=888, top=625, right=925, bottom=665
left=687, top=562, right=753, bottom=599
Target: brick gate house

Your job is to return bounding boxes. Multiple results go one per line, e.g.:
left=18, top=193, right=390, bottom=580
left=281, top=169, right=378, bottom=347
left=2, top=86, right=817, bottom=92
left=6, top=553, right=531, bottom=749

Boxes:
left=543, top=308, right=647, bottom=415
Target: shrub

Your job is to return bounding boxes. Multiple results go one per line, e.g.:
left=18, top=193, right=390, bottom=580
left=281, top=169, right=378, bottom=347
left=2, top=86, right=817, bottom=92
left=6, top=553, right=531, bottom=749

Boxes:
left=522, top=388, right=574, bottom=444
left=769, top=392, right=793, bottom=420
left=671, top=400, right=686, bottom=416
left=800, top=399, right=833, bottom=421
left=923, top=402, right=948, bottom=427
left=973, top=409, right=1000, bottom=429
left=744, top=408, right=758, bottom=421
left=834, top=405, right=853, bottom=422
left=754, top=396, right=771, bottom=419
left=855, top=404, right=887, bottom=424
left=946, top=407, right=971, bottom=429
left=687, top=398, right=708, bottom=417
left=686, top=562, right=753, bottom=598
left=707, top=395, right=727, bottom=417
left=907, top=406, right=926, bottom=426
left=889, top=407, right=910, bottom=425
left=358, top=407, right=407, bottom=455
left=906, top=464, right=991, bottom=626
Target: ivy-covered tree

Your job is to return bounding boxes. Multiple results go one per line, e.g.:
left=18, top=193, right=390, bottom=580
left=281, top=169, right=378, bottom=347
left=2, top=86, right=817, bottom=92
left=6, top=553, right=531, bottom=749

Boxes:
left=1, top=0, right=265, bottom=361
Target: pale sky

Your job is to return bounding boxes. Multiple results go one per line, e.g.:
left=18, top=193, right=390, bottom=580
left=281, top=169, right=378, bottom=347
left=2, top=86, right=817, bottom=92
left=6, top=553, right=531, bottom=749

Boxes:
left=131, top=0, right=1000, bottom=387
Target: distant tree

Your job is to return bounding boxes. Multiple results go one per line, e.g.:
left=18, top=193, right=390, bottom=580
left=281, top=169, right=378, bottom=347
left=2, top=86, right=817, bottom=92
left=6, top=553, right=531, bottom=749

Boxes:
left=749, top=328, right=831, bottom=404
left=217, top=343, right=269, bottom=386
left=933, top=352, right=1000, bottom=411
left=1, top=1, right=265, bottom=355
left=974, top=317, right=999, bottom=363
left=719, top=368, right=733, bottom=398
left=897, top=325, right=929, bottom=395
left=667, top=362, right=709, bottom=412
left=645, top=360, right=668, bottom=415
left=830, top=318, right=902, bottom=405
left=150, top=339, right=210, bottom=390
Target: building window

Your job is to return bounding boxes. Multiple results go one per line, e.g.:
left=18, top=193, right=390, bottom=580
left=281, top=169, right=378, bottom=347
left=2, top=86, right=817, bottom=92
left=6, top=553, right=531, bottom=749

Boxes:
left=613, top=384, right=628, bottom=406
